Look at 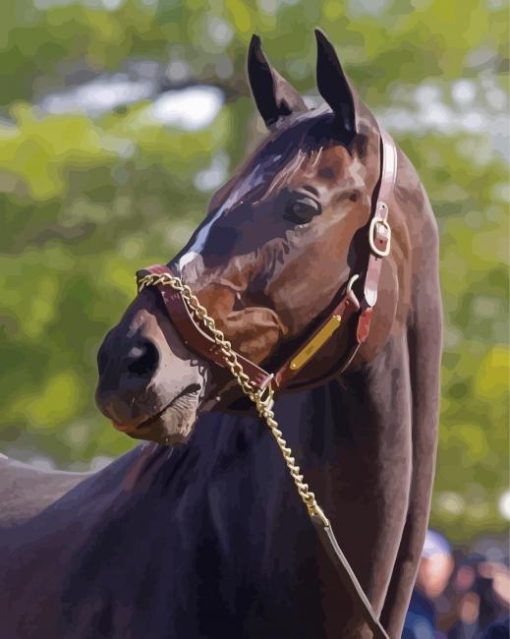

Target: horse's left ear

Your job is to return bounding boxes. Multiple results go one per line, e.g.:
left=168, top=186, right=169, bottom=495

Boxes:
left=247, top=34, right=307, bottom=128
left=315, top=28, right=357, bottom=144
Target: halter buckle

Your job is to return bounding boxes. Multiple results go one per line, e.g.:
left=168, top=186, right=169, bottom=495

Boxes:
left=368, top=215, right=391, bottom=258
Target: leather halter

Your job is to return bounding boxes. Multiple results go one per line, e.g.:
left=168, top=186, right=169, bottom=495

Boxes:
left=137, top=125, right=397, bottom=410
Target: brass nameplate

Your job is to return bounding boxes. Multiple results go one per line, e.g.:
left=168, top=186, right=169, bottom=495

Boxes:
left=289, top=315, right=342, bottom=371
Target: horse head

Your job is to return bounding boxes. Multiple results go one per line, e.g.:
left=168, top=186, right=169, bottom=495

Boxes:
left=95, top=30, right=399, bottom=445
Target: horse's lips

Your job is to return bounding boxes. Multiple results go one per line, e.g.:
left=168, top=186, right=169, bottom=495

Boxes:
left=112, top=422, right=132, bottom=432
left=112, top=384, right=201, bottom=432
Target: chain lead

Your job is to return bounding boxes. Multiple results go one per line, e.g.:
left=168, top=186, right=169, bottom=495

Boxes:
left=137, top=273, right=330, bottom=528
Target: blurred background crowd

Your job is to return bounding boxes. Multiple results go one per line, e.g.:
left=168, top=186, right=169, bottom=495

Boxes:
left=0, top=0, right=507, bottom=635
left=404, top=529, right=509, bottom=638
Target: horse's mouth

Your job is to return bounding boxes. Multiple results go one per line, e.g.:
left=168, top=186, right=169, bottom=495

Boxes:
left=113, top=383, right=202, bottom=436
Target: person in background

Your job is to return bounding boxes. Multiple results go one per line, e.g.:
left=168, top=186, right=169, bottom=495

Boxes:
left=403, top=529, right=454, bottom=639
left=446, top=554, right=483, bottom=639
left=478, top=561, right=510, bottom=638
left=447, top=557, right=510, bottom=638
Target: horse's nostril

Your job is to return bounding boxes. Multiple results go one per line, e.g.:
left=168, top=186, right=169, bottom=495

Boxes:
left=126, top=340, right=160, bottom=378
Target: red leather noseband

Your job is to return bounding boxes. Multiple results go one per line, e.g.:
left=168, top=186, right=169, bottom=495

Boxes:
left=137, top=125, right=398, bottom=410
left=137, top=263, right=276, bottom=397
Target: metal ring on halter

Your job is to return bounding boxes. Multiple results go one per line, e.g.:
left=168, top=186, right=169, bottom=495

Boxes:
left=346, top=274, right=360, bottom=294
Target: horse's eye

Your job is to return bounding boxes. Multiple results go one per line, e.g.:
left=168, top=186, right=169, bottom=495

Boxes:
left=284, top=196, right=322, bottom=224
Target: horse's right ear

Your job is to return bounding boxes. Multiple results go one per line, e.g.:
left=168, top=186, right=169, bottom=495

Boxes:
left=247, top=34, right=307, bottom=128
left=315, top=28, right=357, bottom=144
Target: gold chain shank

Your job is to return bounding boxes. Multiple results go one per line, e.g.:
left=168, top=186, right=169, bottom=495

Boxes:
left=137, top=272, right=330, bottom=528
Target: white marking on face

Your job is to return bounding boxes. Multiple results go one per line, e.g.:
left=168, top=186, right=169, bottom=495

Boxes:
left=177, top=154, right=282, bottom=272
left=178, top=251, right=200, bottom=270
left=178, top=206, right=225, bottom=272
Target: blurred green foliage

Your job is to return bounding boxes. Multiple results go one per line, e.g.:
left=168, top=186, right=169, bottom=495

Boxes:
left=0, top=0, right=507, bottom=541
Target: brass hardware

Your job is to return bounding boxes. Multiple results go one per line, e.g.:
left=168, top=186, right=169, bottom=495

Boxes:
left=289, top=315, right=342, bottom=372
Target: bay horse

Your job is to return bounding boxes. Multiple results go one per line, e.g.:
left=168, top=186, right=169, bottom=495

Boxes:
left=0, top=30, right=442, bottom=638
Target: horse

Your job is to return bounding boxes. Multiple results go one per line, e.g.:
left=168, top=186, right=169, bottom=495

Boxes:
left=0, top=30, right=442, bottom=638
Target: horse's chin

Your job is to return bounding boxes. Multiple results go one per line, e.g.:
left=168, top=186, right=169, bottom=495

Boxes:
left=113, top=387, right=202, bottom=445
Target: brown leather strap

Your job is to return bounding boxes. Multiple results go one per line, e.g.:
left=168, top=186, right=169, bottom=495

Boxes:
left=137, top=125, right=398, bottom=404
left=276, top=126, right=398, bottom=390
left=364, top=130, right=397, bottom=309
left=137, top=265, right=277, bottom=395
left=354, top=128, right=398, bottom=346
left=274, top=287, right=360, bottom=388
